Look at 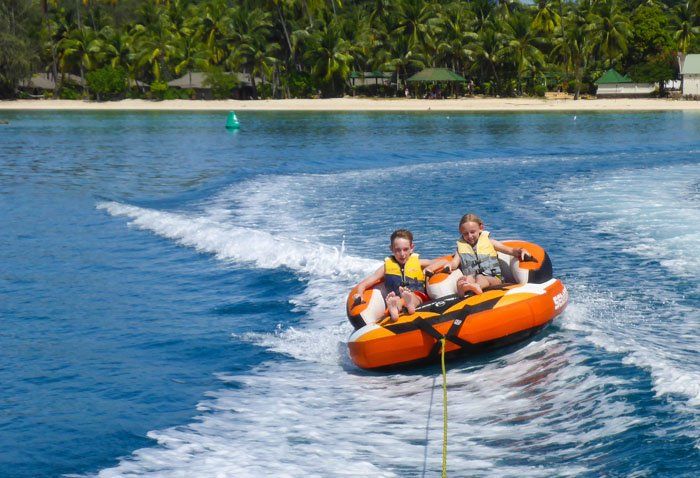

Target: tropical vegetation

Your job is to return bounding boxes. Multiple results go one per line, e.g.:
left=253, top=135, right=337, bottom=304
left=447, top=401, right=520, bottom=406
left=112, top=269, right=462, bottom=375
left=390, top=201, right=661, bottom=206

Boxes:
left=1, top=0, right=699, bottom=99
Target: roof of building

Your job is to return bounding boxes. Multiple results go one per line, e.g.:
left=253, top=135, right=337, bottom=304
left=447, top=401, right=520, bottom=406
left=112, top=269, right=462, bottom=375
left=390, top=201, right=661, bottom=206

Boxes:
left=21, top=73, right=85, bottom=90
left=681, top=54, right=700, bottom=75
left=167, top=71, right=253, bottom=88
left=595, top=69, right=632, bottom=85
left=407, top=68, right=466, bottom=82
left=349, top=71, right=392, bottom=79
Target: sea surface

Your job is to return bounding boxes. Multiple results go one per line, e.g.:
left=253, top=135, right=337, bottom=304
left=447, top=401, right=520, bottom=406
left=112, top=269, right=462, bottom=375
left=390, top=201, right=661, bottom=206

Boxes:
left=1, top=110, right=699, bottom=477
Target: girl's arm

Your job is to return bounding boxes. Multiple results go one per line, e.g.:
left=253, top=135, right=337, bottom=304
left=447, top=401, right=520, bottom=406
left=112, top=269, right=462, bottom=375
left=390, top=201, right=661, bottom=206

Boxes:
left=491, top=239, right=528, bottom=261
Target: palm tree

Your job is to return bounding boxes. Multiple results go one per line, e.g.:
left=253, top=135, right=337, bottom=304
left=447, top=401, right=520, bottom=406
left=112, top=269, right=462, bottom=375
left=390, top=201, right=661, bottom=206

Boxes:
left=380, top=32, right=425, bottom=95
left=131, top=4, right=176, bottom=82
left=394, top=0, right=436, bottom=52
left=470, top=24, right=505, bottom=94
left=674, top=1, right=699, bottom=54
left=504, top=11, right=545, bottom=94
left=552, top=4, right=593, bottom=99
left=198, top=0, right=232, bottom=66
left=531, top=0, right=560, bottom=37
left=173, top=20, right=207, bottom=86
left=58, top=25, right=98, bottom=91
left=435, top=3, right=477, bottom=76
left=230, top=8, right=278, bottom=93
left=303, top=20, right=353, bottom=96
left=590, top=0, right=630, bottom=68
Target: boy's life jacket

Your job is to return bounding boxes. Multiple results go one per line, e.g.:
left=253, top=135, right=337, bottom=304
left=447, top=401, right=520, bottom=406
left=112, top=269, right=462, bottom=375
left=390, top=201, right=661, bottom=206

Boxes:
left=456, top=231, right=502, bottom=278
left=384, top=253, right=426, bottom=296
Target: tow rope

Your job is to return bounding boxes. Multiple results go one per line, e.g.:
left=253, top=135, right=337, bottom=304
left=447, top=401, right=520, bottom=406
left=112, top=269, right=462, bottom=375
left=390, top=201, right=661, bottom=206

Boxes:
left=440, top=337, right=448, bottom=478
left=412, top=318, right=456, bottom=477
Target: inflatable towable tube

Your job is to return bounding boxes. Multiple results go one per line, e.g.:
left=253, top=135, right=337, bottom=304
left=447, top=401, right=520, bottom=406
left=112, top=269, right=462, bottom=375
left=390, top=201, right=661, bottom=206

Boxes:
left=346, top=241, right=568, bottom=370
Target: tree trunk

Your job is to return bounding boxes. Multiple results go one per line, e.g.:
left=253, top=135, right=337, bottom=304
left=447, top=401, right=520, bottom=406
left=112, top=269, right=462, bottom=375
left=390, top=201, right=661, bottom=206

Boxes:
left=275, top=4, right=296, bottom=70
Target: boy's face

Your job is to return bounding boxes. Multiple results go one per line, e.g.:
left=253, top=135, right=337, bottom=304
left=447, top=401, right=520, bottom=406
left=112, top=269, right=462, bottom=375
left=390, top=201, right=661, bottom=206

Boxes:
left=459, top=221, right=483, bottom=246
left=390, top=237, right=414, bottom=265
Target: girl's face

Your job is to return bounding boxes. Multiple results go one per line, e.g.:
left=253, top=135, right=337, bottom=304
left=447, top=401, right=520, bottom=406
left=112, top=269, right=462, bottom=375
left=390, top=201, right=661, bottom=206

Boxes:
left=390, top=237, right=414, bottom=265
left=459, top=221, right=483, bottom=246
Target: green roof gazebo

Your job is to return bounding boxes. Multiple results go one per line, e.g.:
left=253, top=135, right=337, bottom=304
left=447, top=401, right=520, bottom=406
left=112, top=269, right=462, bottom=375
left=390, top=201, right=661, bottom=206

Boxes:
left=594, top=68, right=632, bottom=85
left=406, top=68, right=466, bottom=98
left=407, top=68, right=466, bottom=82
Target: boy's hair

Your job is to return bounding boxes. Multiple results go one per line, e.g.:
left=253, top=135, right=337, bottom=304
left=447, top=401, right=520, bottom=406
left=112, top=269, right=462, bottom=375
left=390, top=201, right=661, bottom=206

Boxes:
left=390, top=229, right=413, bottom=245
left=459, top=213, right=483, bottom=228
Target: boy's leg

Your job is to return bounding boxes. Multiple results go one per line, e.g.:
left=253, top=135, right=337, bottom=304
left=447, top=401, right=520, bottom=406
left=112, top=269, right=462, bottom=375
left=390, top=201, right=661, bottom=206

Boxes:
left=386, top=292, right=401, bottom=321
left=457, top=275, right=482, bottom=295
left=400, top=289, right=421, bottom=315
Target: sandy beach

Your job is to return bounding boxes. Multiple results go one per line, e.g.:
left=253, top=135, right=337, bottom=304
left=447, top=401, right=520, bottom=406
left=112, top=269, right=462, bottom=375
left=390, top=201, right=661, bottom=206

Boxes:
left=2, top=97, right=700, bottom=112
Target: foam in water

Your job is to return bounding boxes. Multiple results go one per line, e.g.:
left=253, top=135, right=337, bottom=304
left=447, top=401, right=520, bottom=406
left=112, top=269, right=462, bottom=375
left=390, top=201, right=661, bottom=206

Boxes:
left=95, top=156, right=700, bottom=475
left=550, top=162, right=700, bottom=410
left=94, top=334, right=641, bottom=477
left=97, top=201, right=378, bottom=282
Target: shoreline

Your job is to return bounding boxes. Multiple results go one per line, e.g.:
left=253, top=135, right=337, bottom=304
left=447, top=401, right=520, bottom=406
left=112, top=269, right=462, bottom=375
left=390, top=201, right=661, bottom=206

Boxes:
left=2, top=97, right=700, bottom=112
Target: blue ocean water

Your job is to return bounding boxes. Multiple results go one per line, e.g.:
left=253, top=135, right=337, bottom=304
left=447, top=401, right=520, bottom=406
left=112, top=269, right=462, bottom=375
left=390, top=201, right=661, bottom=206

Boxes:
left=1, top=110, right=699, bottom=477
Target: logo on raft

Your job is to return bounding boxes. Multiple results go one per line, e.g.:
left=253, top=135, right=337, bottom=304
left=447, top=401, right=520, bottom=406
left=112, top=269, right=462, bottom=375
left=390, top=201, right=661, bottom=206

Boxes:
left=553, top=286, right=569, bottom=311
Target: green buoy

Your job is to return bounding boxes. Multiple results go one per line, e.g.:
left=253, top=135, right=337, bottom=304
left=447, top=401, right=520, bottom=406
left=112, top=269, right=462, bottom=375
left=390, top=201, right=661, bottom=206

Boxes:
left=225, top=111, right=240, bottom=130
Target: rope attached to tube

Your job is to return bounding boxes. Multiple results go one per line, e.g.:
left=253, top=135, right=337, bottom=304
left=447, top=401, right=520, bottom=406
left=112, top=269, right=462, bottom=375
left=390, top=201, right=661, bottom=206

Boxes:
left=440, top=338, right=448, bottom=478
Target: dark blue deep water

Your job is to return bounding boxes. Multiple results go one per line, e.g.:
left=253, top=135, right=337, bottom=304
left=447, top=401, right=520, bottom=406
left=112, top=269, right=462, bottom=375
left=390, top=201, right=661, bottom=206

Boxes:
left=1, top=110, right=699, bottom=477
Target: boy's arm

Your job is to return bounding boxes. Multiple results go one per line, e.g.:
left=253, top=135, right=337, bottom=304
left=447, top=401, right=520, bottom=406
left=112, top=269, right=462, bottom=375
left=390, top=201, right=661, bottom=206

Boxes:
left=492, top=239, right=528, bottom=261
left=424, top=254, right=460, bottom=274
left=354, top=265, right=385, bottom=299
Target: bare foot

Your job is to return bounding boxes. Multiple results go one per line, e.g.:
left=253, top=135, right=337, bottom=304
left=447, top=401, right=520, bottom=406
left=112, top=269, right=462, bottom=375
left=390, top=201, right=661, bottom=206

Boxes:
left=401, top=290, right=416, bottom=315
left=458, top=281, right=482, bottom=296
left=386, top=293, right=400, bottom=321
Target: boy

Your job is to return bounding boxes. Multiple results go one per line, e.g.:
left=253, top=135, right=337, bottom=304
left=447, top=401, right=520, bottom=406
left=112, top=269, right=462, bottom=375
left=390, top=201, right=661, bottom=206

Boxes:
left=354, top=229, right=432, bottom=321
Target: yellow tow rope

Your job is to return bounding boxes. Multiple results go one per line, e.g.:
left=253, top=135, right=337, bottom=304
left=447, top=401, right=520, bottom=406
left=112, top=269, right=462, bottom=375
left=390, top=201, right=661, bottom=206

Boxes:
left=440, top=338, right=448, bottom=478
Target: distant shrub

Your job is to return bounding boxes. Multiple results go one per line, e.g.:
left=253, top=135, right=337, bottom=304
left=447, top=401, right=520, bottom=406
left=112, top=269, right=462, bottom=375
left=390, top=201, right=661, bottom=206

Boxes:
left=204, top=69, right=240, bottom=99
left=257, top=83, right=272, bottom=99
left=286, top=71, right=315, bottom=98
left=149, top=80, right=168, bottom=100
left=126, top=88, right=144, bottom=99
left=86, top=67, right=127, bottom=100
left=534, top=84, right=547, bottom=97
left=58, top=84, right=81, bottom=99
left=162, top=87, right=187, bottom=100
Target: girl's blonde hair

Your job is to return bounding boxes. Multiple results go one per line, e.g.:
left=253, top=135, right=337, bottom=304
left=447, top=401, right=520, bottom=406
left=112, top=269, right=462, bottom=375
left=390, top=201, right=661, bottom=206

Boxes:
left=459, top=213, right=483, bottom=228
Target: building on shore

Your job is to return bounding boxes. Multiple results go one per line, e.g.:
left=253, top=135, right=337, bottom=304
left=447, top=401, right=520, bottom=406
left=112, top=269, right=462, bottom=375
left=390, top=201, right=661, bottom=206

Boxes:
left=680, top=54, right=700, bottom=98
left=167, top=72, right=257, bottom=99
left=595, top=69, right=655, bottom=98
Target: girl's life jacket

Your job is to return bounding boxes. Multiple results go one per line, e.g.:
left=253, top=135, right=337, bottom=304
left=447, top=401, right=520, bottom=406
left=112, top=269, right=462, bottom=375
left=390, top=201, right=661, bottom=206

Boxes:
left=384, top=253, right=426, bottom=296
left=456, top=231, right=502, bottom=279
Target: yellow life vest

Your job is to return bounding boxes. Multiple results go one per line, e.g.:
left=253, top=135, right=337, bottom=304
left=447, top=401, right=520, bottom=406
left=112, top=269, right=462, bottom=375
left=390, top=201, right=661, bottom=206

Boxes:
left=456, top=231, right=502, bottom=278
left=384, top=253, right=425, bottom=295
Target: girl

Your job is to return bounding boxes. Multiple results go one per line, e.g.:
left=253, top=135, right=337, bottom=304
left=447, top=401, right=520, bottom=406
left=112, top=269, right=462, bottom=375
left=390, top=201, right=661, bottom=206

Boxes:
left=431, top=213, right=529, bottom=296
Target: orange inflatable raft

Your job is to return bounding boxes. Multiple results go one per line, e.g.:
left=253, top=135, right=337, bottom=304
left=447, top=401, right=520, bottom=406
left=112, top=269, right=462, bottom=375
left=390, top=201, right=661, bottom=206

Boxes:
left=346, top=241, right=568, bottom=370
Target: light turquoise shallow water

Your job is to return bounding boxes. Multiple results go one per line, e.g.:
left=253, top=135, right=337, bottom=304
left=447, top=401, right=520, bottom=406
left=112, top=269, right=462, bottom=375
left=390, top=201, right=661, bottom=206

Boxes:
left=1, top=111, right=699, bottom=477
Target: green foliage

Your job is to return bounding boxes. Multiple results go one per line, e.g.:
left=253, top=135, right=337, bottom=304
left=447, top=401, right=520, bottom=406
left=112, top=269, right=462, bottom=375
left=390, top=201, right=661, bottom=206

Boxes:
left=0, top=33, right=33, bottom=98
left=203, top=69, right=240, bottom=99
left=149, top=80, right=168, bottom=100
left=0, top=3, right=34, bottom=99
left=257, top=83, right=273, bottom=99
left=58, top=84, right=82, bottom=100
left=534, top=84, right=547, bottom=97
left=2, top=0, right=696, bottom=100
left=628, top=51, right=676, bottom=83
left=286, top=72, right=315, bottom=98
left=629, top=4, right=673, bottom=64
left=86, top=66, right=127, bottom=100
